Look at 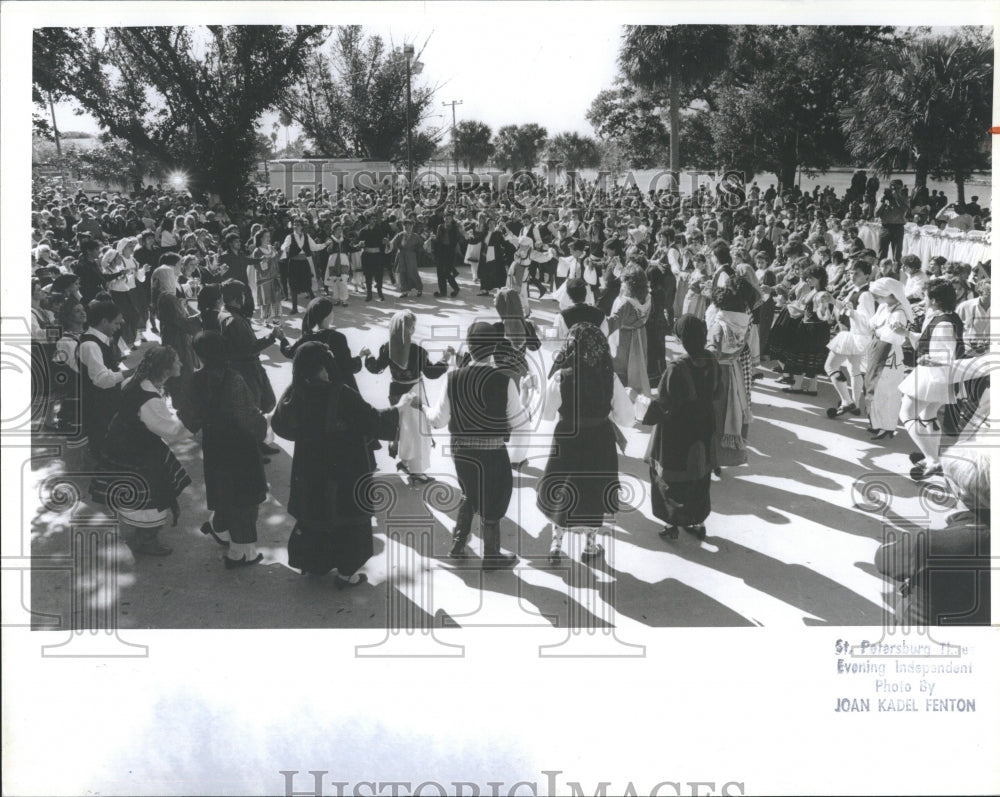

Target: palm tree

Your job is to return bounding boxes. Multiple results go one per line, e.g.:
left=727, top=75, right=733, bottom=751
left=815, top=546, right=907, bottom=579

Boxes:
left=618, top=25, right=731, bottom=182
left=841, top=30, right=992, bottom=203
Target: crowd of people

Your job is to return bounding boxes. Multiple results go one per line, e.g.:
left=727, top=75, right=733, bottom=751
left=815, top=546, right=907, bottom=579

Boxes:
left=27, top=167, right=991, bottom=620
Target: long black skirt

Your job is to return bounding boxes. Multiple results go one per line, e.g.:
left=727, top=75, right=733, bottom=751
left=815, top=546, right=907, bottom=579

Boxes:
left=537, top=419, right=620, bottom=527
left=288, top=257, right=313, bottom=294
left=649, top=467, right=711, bottom=528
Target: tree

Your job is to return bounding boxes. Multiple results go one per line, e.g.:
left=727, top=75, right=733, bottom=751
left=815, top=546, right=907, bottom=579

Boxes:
left=491, top=123, right=549, bottom=171
left=452, top=120, right=494, bottom=171
left=587, top=87, right=668, bottom=169
left=78, top=138, right=167, bottom=191
left=33, top=26, right=331, bottom=212
left=282, top=27, right=438, bottom=162
left=841, top=29, right=992, bottom=202
left=545, top=132, right=602, bottom=171
left=618, top=25, right=731, bottom=180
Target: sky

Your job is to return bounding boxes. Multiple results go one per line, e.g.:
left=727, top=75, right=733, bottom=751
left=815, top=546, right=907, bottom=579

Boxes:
left=50, top=21, right=625, bottom=142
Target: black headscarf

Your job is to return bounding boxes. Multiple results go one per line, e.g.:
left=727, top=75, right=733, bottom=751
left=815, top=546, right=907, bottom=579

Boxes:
left=292, top=340, right=341, bottom=392
left=302, top=297, right=335, bottom=335
left=192, top=330, right=227, bottom=368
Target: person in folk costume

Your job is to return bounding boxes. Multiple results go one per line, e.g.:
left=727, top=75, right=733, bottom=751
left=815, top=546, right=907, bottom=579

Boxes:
left=421, top=322, right=533, bottom=570
left=217, top=280, right=285, bottom=457
left=783, top=289, right=836, bottom=397
left=364, top=310, right=455, bottom=484
left=865, top=277, right=912, bottom=442
left=92, top=345, right=191, bottom=556
left=432, top=208, right=463, bottom=298
left=197, top=283, right=223, bottom=333
left=897, top=278, right=966, bottom=481
left=706, top=280, right=755, bottom=470
left=824, top=258, right=875, bottom=419
left=185, top=332, right=269, bottom=568
left=610, top=263, right=652, bottom=396
left=472, top=216, right=508, bottom=297
left=323, top=220, right=354, bottom=307
left=538, top=322, right=634, bottom=564
left=218, top=232, right=257, bottom=319
left=642, top=314, right=724, bottom=540
left=249, top=228, right=283, bottom=321
left=77, top=300, right=129, bottom=460
left=554, top=278, right=609, bottom=339
left=733, top=257, right=766, bottom=383
left=103, top=239, right=141, bottom=352
left=310, top=218, right=333, bottom=297
left=279, top=217, right=321, bottom=313
left=272, top=342, right=400, bottom=588
left=770, top=258, right=817, bottom=384
left=645, top=263, right=670, bottom=386
left=554, top=239, right=599, bottom=310
left=154, top=261, right=202, bottom=426
left=488, top=288, right=542, bottom=468
left=280, top=297, right=370, bottom=394
left=390, top=218, right=425, bottom=299
left=500, top=232, right=534, bottom=310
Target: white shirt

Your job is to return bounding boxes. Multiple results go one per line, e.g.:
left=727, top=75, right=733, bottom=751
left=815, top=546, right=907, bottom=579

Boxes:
left=957, top=298, right=989, bottom=349
left=53, top=332, right=81, bottom=373
left=280, top=232, right=322, bottom=257
left=541, top=369, right=634, bottom=425
left=78, top=329, right=125, bottom=389
left=132, top=379, right=190, bottom=442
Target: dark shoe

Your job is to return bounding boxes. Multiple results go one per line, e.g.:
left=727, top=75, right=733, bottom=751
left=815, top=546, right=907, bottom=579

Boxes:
left=782, top=387, right=804, bottom=394
left=658, top=526, right=679, bottom=540
left=223, top=552, right=263, bottom=569
left=850, top=405, right=862, bottom=415
left=433, top=291, right=444, bottom=298
left=201, top=521, right=230, bottom=548
left=334, top=572, right=368, bottom=589
left=802, top=390, right=818, bottom=397
left=377, top=295, right=385, bottom=302
left=259, top=442, right=280, bottom=455
left=450, top=289, right=459, bottom=298
left=581, top=543, right=604, bottom=561
left=365, top=296, right=373, bottom=302
left=751, top=372, right=764, bottom=381
left=827, top=403, right=857, bottom=418
left=684, top=524, right=707, bottom=539
left=449, top=533, right=470, bottom=558
left=909, top=451, right=926, bottom=465
left=871, top=430, right=895, bottom=441
left=777, top=375, right=795, bottom=385
left=482, top=552, right=518, bottom=571
left=407, top=473, right=434, bottom=485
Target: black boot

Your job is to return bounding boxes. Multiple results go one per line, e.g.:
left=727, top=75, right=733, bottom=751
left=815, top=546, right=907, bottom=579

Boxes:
left=481, top=519, right=517, bottom=571
left=450, top=500, right=474, bottom=557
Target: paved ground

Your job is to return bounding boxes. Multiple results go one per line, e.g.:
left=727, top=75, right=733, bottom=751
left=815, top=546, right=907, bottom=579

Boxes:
left=27, top=263, right=964, bottom=629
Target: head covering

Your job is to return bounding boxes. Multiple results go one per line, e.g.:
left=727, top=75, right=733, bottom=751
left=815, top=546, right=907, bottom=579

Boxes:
left=467, top=320, right=501, bottom=361
left=292, top=340, right=340, bottom=391
left=550, top=321, right=614, bottom=387
left=869, top=277, right=914, bottom=323
left=674, top=314, right=708, bottom=356
left=115, top=236, right=138, bottom=257
left=192, top=330, right=228, bottom=368
left=302, top=296, right=335, bottom=334
left=153, top=263, right=178, bottom=294
left=494, top=287, right=528, bottom=345
left=389, top=310, right=416, bottom=369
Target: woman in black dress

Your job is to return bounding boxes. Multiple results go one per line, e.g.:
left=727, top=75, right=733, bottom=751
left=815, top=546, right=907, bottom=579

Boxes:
left=537, top=322, right=634, bottom=563
left=271, top=342, right=400, bottom=586
left=186, top=332, right=269, bottom=568
left=280, top=297, right=369, bottom=393
left=643, top=315, right=722, bottom=540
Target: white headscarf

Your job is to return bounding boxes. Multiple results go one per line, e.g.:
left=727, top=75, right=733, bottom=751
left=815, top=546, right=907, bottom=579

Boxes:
left=869, top=277, right=914, bottom=323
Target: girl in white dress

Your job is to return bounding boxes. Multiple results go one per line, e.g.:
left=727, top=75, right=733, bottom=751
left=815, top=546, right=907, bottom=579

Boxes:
left=865, top=278, right=912, bottom=440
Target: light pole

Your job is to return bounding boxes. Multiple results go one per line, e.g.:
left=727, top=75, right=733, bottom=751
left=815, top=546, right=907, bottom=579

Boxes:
left=404, top=44, right=415, bottom=189
left=442, top=99, right=463, bottom=176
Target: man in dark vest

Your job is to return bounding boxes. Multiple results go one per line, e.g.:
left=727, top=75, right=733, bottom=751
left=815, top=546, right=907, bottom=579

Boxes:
left=554, top=278, right=608, bottom=340
left=421, top=321, right=527, bottom=571
left=77, top=300, right=130, bottom=460
left=433, top=209, right=463, bottom=298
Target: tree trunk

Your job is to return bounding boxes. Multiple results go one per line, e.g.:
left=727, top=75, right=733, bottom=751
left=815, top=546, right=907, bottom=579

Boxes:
left=668, top=69, right=681, bottom=188
left=778, top=159, right=796, bottom=192
left=955, top=177, right=966, bottom=206
left=48, top=95, right=62, bottom=158
left=913, top=154, right=928, bottom=189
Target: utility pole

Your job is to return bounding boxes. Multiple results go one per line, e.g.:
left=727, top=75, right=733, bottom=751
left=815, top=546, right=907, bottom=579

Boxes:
left=48, top=93, right=62, bottom=158
left=442, top=99, right=463, bottom=176
left=404, top=44, right=415, bottom=189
